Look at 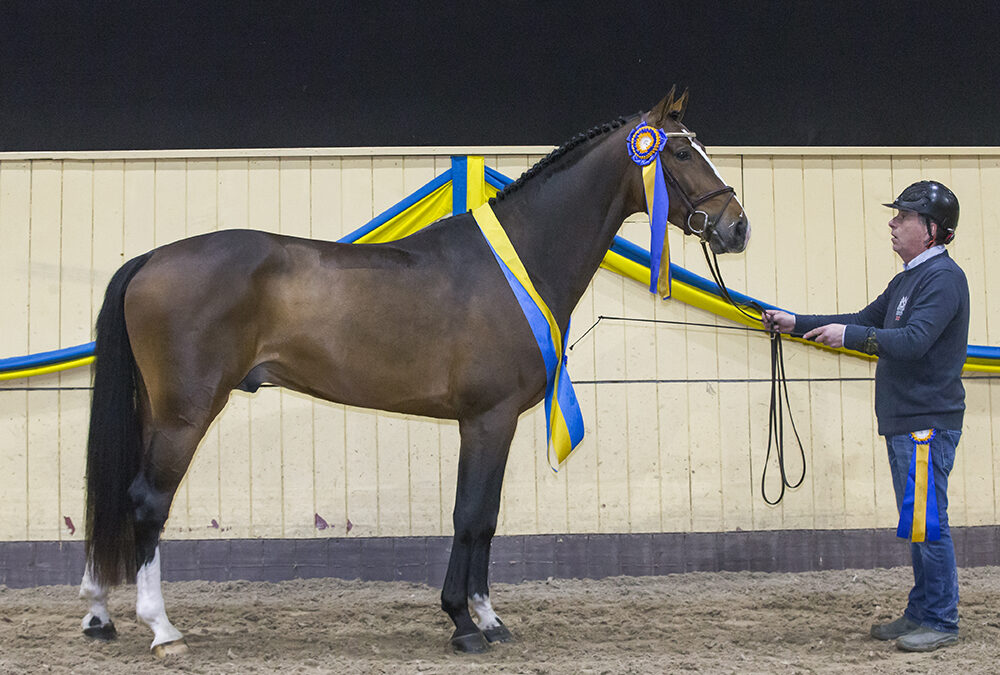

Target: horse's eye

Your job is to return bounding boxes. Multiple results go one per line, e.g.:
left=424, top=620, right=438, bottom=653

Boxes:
left=675, top=150, right=691, bottom=161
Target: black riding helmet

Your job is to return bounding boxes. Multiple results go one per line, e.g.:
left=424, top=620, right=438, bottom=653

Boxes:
left=883, top=180, right=959, bottom=244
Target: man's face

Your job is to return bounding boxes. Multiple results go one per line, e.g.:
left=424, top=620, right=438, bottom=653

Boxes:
left=889, top=209, right=934, bottom=264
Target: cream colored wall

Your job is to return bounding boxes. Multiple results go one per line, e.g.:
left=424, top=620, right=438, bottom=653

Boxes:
left=1, top=148, right=998, bottom=543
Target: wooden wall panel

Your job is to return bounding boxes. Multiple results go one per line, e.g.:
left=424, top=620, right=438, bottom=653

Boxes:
left=656, top=227, right=694, bottom=531
left=0, top=162, right=31, bottom=541
left=565, top=289, right=600, bottom=534
left=2, top=148, right=999, bottom=546
left=981, top=158, right=1000, bottom=526
left=26, top=161, right=62, bottom=540
left=593, top=270, right=629, bottom=532
left=772, top=157, right=815, bottom=531
left=57, top=161, right=93, bottom=543
left=948, top=157, right=994, bottom=526
left=830, top=157, right=878, bottom=529
left=801, top=158, right=843, bottom=529
left=713, top=156, right=753, bottom=532
left=741, top=156, right=783, bottom=530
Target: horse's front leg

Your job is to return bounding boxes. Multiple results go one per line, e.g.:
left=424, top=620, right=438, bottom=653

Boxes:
left=441, top=407, right=517, bottom=653
left=469, top=552, right=513, bottom=643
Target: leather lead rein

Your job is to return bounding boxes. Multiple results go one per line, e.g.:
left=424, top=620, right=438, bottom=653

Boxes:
left=701, top=242, right=807, bottom=505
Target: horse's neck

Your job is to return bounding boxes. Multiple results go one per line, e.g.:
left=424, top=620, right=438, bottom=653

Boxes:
left=492, top=137, right=644, bottom=326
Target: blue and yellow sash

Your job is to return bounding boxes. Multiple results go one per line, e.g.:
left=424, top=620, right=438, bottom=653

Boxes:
left=897, top=429, right=941, bottom=542
left=471, top=203, right=585, bottom=466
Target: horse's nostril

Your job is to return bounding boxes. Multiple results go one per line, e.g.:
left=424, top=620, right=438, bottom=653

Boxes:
left=726, top=218, right=750, bottom=251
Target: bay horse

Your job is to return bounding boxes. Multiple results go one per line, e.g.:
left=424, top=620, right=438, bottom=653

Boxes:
left=80, top=89, right=750, bottom=656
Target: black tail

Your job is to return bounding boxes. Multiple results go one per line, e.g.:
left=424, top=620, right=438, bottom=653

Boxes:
left=84, top=252, right=153, bottom=588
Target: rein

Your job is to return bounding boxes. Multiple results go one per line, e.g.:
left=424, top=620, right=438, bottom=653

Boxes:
left=700, top=243, right=806, bottom=505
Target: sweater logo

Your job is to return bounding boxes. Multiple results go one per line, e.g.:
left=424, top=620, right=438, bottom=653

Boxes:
left=895, top=296, right=908, bottom=321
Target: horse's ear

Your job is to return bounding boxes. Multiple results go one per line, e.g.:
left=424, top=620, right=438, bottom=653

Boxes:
left=668, top=88, right=690, bottom=123
left=649, top=86, right=686, bottom=126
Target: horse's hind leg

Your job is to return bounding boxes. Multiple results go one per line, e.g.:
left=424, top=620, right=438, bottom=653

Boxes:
left=80, top=564, right=117, bottom=641
left=130, top=394, right=230, bottom=657
left=441, top=407, right=517, bottom=653
left=77, top=418, right=207, bottom=656
left=136, top=545, right=185, bottom=657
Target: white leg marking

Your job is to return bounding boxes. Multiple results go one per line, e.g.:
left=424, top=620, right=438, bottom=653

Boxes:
left=470, top=593, right=501, bottom=630
left=136, top=547, right=184, bottom=648
left=79, top=564, right=112, bottom=629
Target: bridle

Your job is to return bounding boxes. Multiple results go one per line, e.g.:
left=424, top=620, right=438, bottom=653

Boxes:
left=655, top=130, right=738, bottom=241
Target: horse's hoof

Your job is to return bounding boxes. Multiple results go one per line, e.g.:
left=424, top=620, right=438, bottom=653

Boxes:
left=152, top=639, right=190, bottom=659
left=450, top=630, right=489, bottom=654
left=83, top=619, right=118, bottom=642
left=483, top=622, right=514, bottom=644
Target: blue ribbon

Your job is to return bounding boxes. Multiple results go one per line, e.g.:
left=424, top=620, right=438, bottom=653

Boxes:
left=627, top=122, right=672, bottom=296
left=897, top=429, right=941, bottom=542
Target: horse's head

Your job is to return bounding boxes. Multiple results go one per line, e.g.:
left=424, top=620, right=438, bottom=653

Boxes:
left=645, top=88, right=750, bottom=256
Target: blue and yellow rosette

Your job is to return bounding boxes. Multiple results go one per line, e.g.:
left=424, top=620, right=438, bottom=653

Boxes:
left=627, top=122, right=672, bottom=298
left=897, top=428, right=941, bottom=542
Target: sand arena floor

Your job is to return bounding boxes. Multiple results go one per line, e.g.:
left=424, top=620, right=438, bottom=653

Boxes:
left=2, top=566, right=1000, bottom=674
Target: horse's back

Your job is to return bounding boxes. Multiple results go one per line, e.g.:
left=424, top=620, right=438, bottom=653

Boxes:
left=122, top=226, right=546, bottom=419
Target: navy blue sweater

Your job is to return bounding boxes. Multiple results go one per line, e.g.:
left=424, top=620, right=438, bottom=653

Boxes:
left=794, top=251, right=969, bottom=435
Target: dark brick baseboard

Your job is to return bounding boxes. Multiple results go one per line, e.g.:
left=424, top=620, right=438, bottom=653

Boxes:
left=2, top=527, right=998, bottom=589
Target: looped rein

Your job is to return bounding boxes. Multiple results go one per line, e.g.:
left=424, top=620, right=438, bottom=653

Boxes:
left=701, top=243, right=806, bottom=505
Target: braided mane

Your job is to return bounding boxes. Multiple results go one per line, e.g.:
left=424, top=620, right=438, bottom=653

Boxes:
left=491, top=115, right=633, bottom=202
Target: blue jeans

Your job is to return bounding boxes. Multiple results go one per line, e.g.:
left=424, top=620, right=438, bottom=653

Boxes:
left=885, top=429, right=961, bottom=633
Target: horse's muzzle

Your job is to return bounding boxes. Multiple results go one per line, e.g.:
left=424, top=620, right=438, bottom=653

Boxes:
left=710, top=215, right=750, bottom=254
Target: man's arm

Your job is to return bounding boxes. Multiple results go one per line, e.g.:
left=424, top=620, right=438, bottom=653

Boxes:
left=761, top=285, right=894, bottom=348
left=843, top=270, right=962, bottom=358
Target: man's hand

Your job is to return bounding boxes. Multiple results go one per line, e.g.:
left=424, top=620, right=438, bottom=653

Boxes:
left=762, top=309, right=795, bottom=334
left=802, top=323, right=847, bottom=348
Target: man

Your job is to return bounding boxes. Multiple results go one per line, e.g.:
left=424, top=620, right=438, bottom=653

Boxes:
left=763, top=180, right=968, bottom=652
